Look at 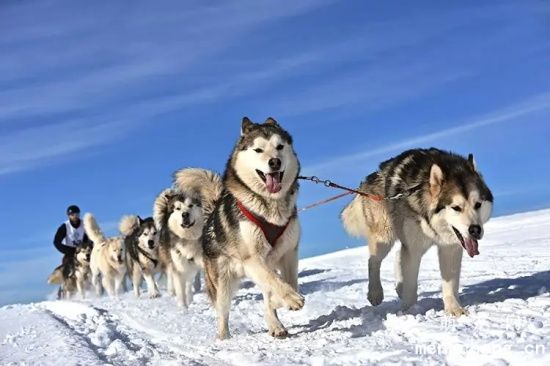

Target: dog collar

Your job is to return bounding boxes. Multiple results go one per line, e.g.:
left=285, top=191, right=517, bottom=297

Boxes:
left=137, top=246, right=159, bottom=268
left=236, top=200, right=290, bottom=247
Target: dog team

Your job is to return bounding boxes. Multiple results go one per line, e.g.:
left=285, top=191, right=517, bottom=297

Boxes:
left=47, top=117, right=493, bottom=339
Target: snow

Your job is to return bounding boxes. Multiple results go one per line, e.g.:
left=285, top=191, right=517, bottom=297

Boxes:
left=1, top=209, right=549, bottom=365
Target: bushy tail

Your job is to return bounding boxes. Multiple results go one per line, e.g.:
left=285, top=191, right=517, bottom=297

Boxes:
left=84, top=213, right=106, bottom=244
left=47, top=266, right=64, bottom=285
left=341, top=195, right=368, bottom=239
left=119, top=215, right=140, bottom=237
left=153, top=188, right=174, bottom=231
left=173, top=168, right=223, bottom=216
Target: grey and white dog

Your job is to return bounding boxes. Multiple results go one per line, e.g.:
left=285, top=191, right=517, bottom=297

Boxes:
left=198, top=117, right=304, bottom=340
left=341, top=148, right=493, bottom=316
left=120, top=215, right=161, bottom=299
left=154, top=169, right=221, bottom=308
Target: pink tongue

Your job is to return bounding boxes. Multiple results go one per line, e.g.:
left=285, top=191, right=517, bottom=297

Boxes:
left=265, top=173, right=282, bottom=193
left=464, top=237, right=480, bottom=258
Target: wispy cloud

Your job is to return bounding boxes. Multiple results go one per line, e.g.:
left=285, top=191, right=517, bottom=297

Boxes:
left=304, top=93, right=550, bottom=174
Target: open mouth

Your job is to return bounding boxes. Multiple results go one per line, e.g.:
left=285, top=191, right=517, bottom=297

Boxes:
left=181, top=222, right=195, bottom=229
left=256, top=170, right=284, bottom=194
left=452, top=226, right=479, bottom=258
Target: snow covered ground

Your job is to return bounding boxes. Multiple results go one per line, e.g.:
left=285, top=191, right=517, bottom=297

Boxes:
left=1, top=209, right=549, bottom=365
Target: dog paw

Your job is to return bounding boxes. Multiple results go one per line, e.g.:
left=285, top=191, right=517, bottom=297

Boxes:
left=217, top=330, right=231, bottom=340
left=367, top=286, right=384, bottom=306
left=445, top=305, right=468, bottom=317
left=282, top=290, right=305, bottom=311
left=269, top=326, right=289, bottom=339
left=149, top=292, right=161, bottom=299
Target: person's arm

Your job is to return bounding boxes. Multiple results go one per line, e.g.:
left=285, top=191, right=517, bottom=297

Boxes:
left=53, top=224, right=75, bottom=256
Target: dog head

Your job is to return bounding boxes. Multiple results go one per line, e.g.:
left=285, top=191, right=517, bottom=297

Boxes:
left=231, top=117, right=299, bottom=199
left=166, top=192, right=204, bottom=240
left=135, top=217, right=159, bottom=252
left=107, top=238, right=126, bottom=265
left=428, top=153, right=493, bottom=257
left=75, top=241, right=93, bottom=265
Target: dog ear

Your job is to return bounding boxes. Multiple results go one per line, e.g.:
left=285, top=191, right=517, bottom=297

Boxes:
left=241, top=117, right=254, bottom=136
left=137, top=215, right=144, bottom=225
left=264, top=117, right=279, bottom=127
left=467, top=153, right=477, bottom=172
left=429, top=164, right=444, bottom=198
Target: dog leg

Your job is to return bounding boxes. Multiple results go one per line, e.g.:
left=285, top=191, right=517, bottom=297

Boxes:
left=438, top=244, right=467, bottom=316
left=396, top=243, right=424, bottom=310
left=279, top=247, right=299, bottom=291
left=244, top=258, right=304, bottom=311
left=172, top=271, right=187, bottom=308
left=144, top=273, right=161, bottom=299
left=132, top=268, right=142, bottom=298
left=214, top=272, right=239, bottom=340
left=166, top=265, right=176, bottom=297
left=367, top=238, right=393, bottom=306
left=77, top=280, right=85, bottom=299
left=114, top=274, right=125, bottom=297
left=102, top=275, right=115, bottom=297
left=92, top=271, right=102, bottom=297
left=263, top=290, right=288, bottom=338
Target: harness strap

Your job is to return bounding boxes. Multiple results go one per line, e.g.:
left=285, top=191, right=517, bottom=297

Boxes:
left=137, top=246, right=159, bottom=268
left=236, top=200, right=290, bottom=247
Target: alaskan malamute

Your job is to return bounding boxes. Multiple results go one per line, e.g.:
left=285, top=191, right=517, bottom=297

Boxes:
left=47, top=241, right=93, bottom=299
left=154, top=169, right=221, bottom=308
left=85, top=213, right=127, bottom=297
left=120, top=215, right=161, bottom=299
left=341, top=148, right=493, bottom=315
left=196, top=117, right=304, bottom=339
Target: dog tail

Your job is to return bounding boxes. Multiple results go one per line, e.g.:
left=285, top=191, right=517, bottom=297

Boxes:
left=340, top=194, right=368, bottom=238
left=84, top=213, right=106, bottom=245
left=119, top=215, right=140, bottom=237
left=153, top=188, right=175, bottom=232
left=173, top=168, right=223, bottom=216
left=47, top=266, right=64, bottom=285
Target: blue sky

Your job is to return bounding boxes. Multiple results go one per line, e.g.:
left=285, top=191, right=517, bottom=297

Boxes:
left=1, top=0, right=549, bottom=306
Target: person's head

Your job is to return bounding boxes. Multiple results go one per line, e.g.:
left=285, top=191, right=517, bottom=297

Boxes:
left=66, top=205, right=81, bottom=223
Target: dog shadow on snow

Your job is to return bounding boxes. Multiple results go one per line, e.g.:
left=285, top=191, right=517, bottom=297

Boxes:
left=291, top=270, right=550, bottom=338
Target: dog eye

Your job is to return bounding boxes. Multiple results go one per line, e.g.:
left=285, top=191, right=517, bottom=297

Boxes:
left=452, top=206, right=462, bottom=212
left=474, top=202, right=482, bottom=210
left=276, top=144, right=284, bottom=150
left=253, top=148, right=263, bottom=153
left=189, top=204, right=193, bottom=208
left=175, top=207, right=181, bottom=211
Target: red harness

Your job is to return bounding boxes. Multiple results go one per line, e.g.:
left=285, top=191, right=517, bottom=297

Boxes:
left=236, top=200, right=290, bottom=247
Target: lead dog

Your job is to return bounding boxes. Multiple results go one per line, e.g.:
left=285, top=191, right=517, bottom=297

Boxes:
left=341, top=148, right=493, bottom=315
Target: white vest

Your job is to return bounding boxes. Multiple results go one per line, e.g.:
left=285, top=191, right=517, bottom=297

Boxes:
left=63, top=220, right=85, bottom=247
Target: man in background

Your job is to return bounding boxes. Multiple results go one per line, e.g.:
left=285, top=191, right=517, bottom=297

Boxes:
left=53, top=205, right=90, bottom=266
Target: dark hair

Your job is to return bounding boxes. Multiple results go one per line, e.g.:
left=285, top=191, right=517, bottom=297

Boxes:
left=67, top=205, right=81, bottom=215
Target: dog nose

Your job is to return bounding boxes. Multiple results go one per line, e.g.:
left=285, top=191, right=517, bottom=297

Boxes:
left=469, top=225, right=482, bottom=239
left=148, top=240, right=155, bottom=247
left=269, top=158, right=281, bottom=171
